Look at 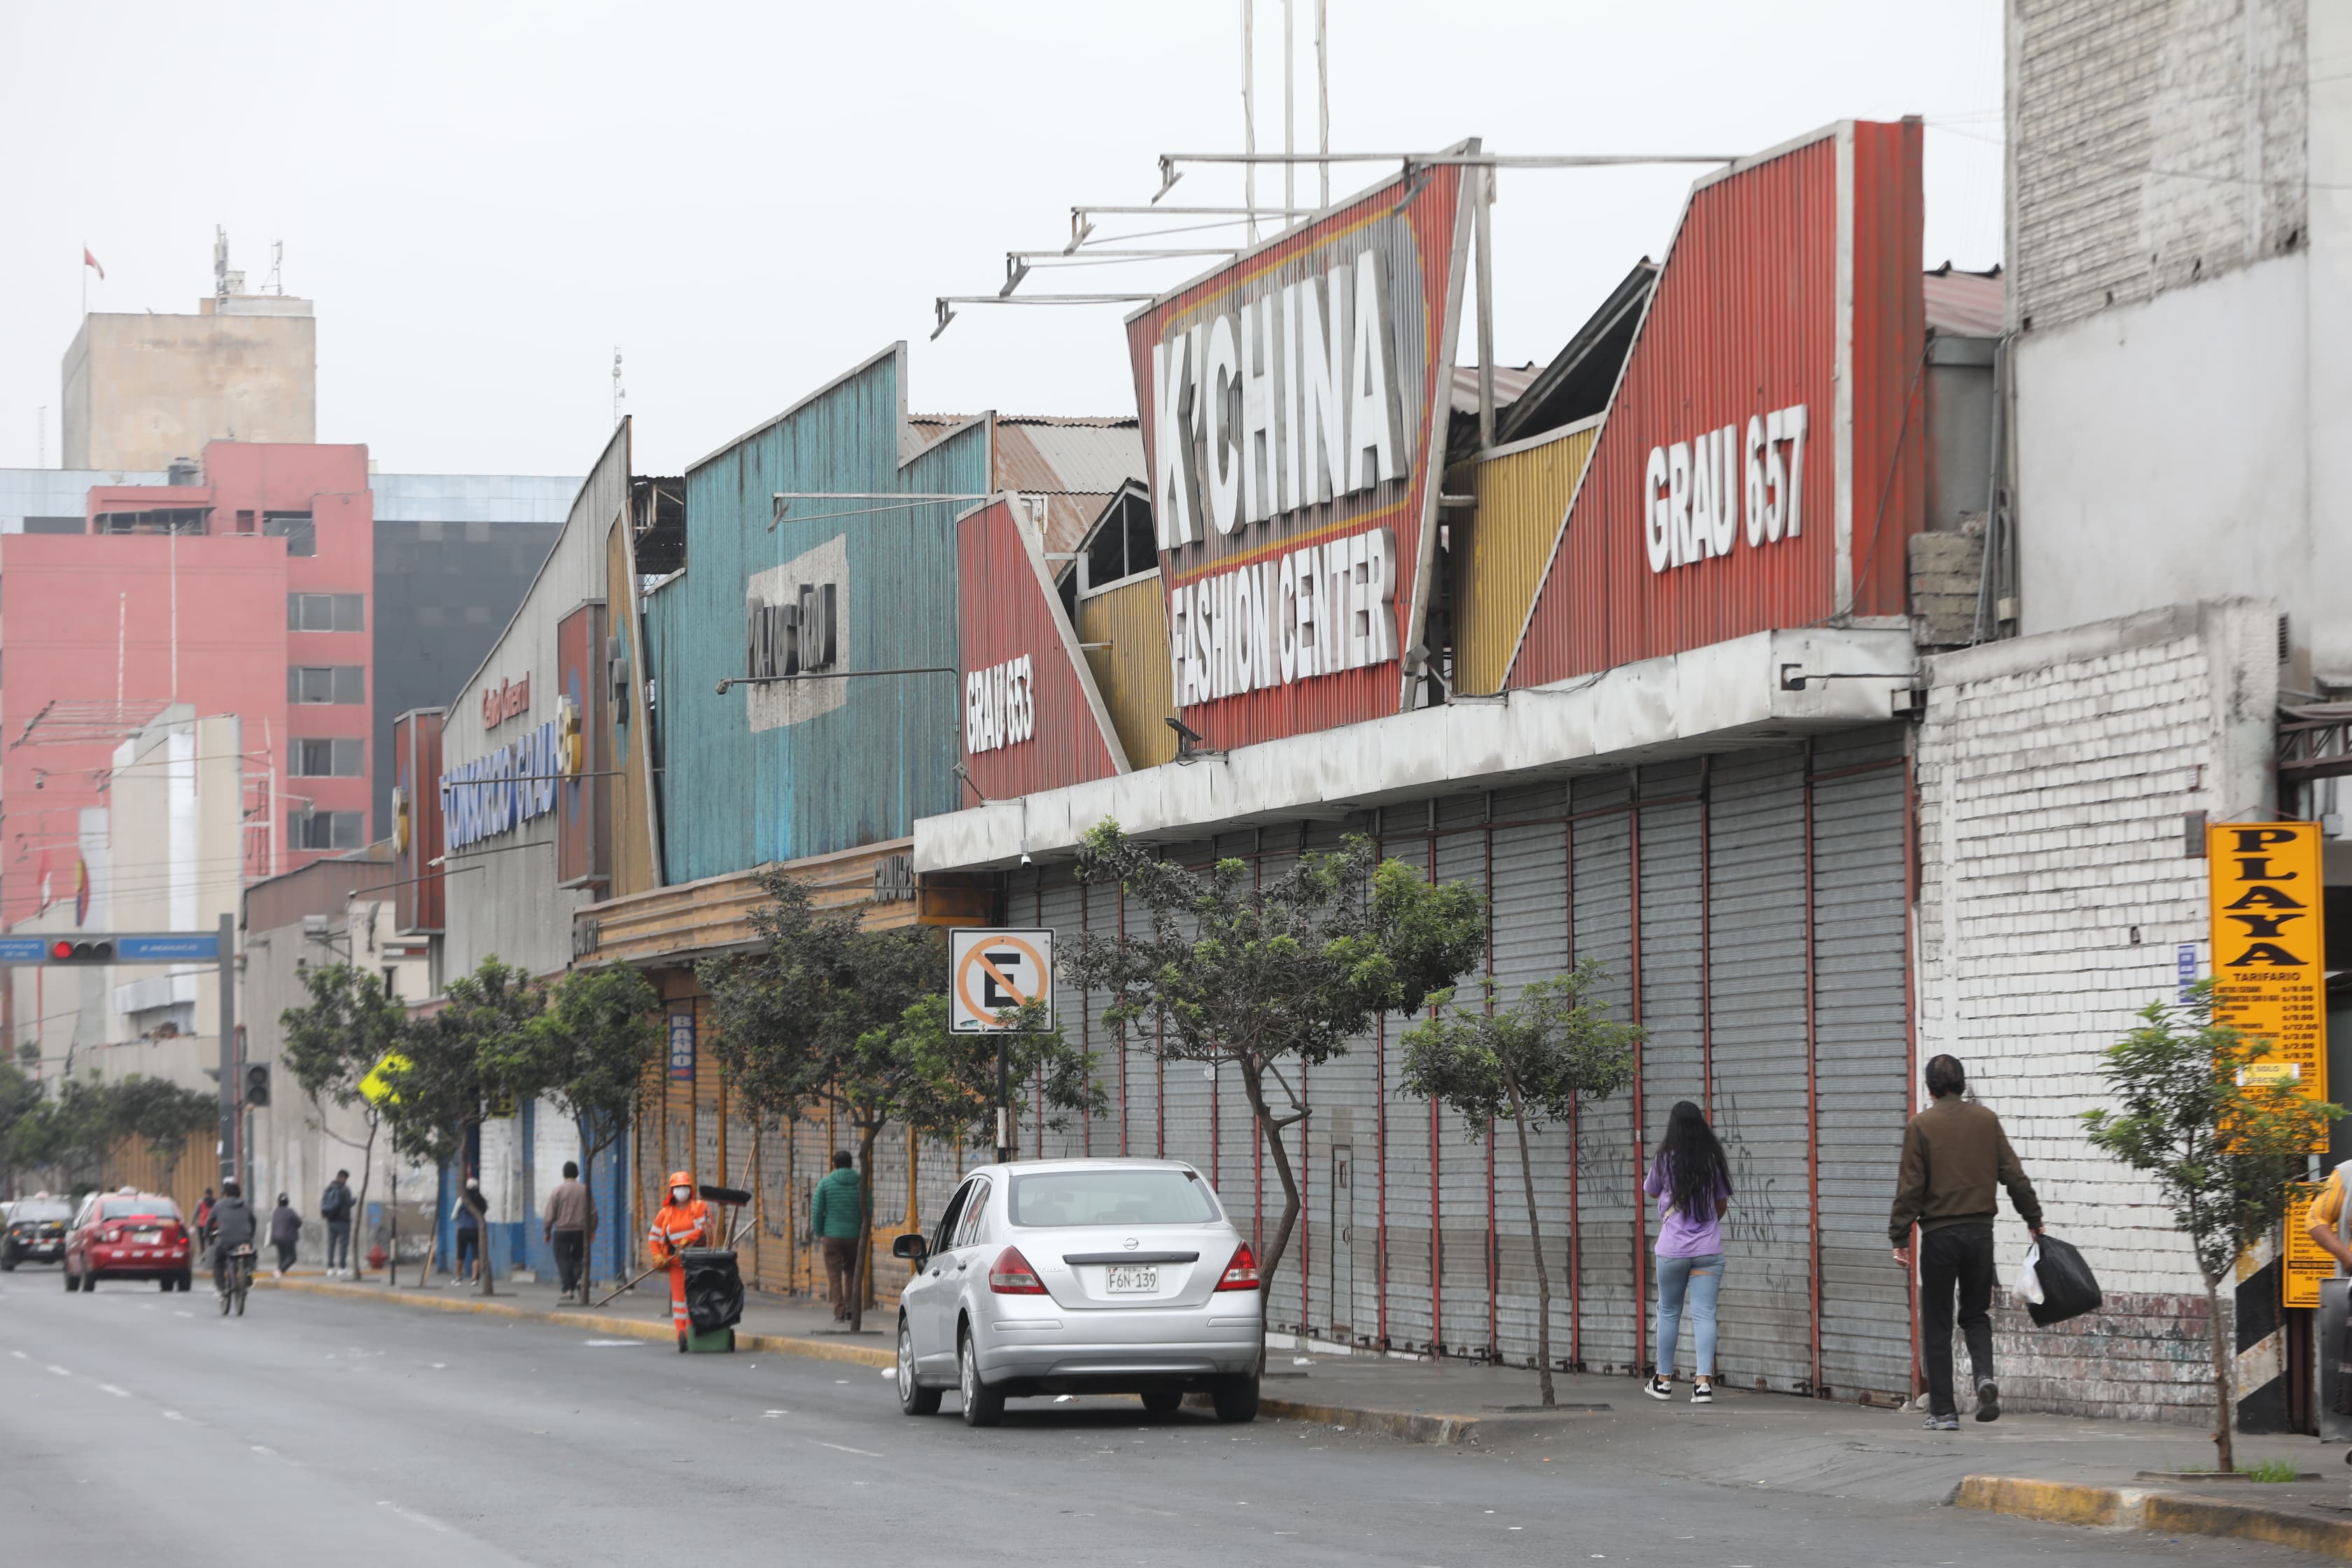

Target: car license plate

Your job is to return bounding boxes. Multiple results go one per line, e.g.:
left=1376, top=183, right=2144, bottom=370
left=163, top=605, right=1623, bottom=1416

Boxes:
left=132, top=1230, right=161, bottom=1243
left=1105, top=1265, right=1158, bottom=1294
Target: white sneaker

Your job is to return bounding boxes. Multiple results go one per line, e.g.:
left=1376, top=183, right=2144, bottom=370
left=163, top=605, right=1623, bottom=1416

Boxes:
left=1643, top=1374, right=1673, bottom=1400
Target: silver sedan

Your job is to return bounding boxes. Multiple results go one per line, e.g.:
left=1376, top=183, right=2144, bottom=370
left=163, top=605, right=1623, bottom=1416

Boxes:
left=892, top=1158, right=1264, bottom=1427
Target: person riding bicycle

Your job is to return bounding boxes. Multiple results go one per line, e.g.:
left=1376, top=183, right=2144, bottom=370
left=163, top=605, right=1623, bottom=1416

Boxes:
left=210, top=1180, right=258, bottom=1294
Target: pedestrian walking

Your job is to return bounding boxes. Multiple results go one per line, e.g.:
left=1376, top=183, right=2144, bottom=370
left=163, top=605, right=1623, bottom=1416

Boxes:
left=544, top=1159, right=596, bottom=1303
left=1890, top=1053, right=2043, bottom=1430
left=193, top=1187, right=217, bottom=1264
left=647, top=1170, right=712, bottom=1348
left=808, top=1150, right=863, bottom=1322
left=452, top=1176, right=486, bottom=1284
left=319, top=1170, right=354, bottom=1278
left=1642, top=1100, right=1732, bottom=1405
left=268, top=1193, right=302, bottom=1278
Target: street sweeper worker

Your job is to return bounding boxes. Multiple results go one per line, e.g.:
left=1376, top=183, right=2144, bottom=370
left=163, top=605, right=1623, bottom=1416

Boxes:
left=648, top=1170, right=713, bottom=1342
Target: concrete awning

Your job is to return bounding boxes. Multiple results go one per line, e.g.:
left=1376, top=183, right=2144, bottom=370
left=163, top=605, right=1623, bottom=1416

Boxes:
left=913, top=624, right=1917, bottom=873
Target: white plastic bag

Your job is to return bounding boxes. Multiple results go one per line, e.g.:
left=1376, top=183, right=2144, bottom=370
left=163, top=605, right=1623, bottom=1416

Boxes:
left=2010, top=1242, right=2045, bottom=1306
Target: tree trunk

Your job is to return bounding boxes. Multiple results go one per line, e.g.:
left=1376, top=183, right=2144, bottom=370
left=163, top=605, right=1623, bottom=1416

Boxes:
left=351, top=1116, right=378, bottom=1282
left=1238, top=1064, right=1303, bottom=1320
left=2205, top=1270, right=2236, bottom=1473
left=851, top=1124, right=880, bottom=1334
left=1508, top=1106, right=1555, bottom=1407
left=577, top=1116, right=596, bottom=1296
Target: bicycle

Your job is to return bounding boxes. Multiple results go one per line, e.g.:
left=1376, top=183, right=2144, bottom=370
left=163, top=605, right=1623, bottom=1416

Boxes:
left=216, top=1242, right=254, bottom=1317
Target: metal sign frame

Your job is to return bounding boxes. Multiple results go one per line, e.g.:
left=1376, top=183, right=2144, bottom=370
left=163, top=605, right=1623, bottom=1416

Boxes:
left=950, top=928, right=1055, bottom=1034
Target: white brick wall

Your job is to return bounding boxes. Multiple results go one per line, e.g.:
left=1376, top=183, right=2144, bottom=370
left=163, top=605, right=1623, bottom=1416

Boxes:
left=1916, top=597, right=2279, bottom=1419
left=2008, top=0, right=2308, bottom=335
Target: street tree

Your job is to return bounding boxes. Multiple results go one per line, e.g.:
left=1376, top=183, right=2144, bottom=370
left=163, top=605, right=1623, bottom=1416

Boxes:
left=702, top=872, right=1100, bottom=1331
left=500, top=964, right=664, bottom=1288
left=385, top=956, right=545, bottom=1294
left=1401, top=960, right=1640, bottom=1406
left=1071, top=822, right=1488, bottom=1308
left=6, top=1078, right=118, bottom=1193
left=281, top=962, right=408, bottom=1278
left=0, top=1063, right=41, bottom=1194
left=110, top=1075, right=218, bottom=1196
left=2081, top=980, right=2342, bottom=1473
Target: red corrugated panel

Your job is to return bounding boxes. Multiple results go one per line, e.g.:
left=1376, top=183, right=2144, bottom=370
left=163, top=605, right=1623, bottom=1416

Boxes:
left=956, top=498, right=1126, bottom=801
left=393, top=708, right=444, bottom=933
left=1508, top=122, right=1923, bottom=687
left=1125, top=164, right=1470, bottom=749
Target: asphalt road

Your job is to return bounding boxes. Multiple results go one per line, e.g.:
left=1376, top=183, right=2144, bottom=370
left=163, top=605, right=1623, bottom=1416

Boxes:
left=0, top=1270, right=2322, bottom=1567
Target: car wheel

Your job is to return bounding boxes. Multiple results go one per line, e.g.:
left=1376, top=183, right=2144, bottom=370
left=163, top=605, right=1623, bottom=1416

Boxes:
left=958, top=1328, right=1003, bottom=1428
left=81, top=1270, right=94, bottom=1294
left=898, top=1318, right=941, bottom=1416
left=63, top=1263, right=78, bottom=1292
left=174, top=1270, right=192, bottom=1293
left=1, top=1248, right=16, bottom=1271
left=1140, top=1388, right=1183, bottom=1415
left=1210, top=1373, right=1259, bottom=1424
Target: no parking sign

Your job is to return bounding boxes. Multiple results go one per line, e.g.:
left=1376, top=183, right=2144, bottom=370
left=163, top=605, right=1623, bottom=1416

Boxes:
left=950, top=929, right=1054, bottom=1034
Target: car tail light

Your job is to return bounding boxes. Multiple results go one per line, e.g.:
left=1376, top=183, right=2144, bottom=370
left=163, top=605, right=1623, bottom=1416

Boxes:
left=988, top=1246, right=1046, bottom=1295
left=1214, top=1243, right=1260, bottom=1292
left=102, top=1227, right=122, bottom=1245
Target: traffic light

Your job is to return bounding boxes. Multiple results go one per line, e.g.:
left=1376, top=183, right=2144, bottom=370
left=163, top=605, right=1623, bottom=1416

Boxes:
left=243, top=1063, right=271, bottom=1108
left=48, top=939, right=114, bottom=962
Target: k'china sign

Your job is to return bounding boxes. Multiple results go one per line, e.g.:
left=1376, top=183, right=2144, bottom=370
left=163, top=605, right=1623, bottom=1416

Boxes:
left=1128, top=151, right=1473, bottom=745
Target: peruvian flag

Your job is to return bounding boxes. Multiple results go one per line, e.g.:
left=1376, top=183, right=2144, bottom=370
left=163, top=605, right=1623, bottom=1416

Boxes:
left=83, top=247, right=104, bottom=280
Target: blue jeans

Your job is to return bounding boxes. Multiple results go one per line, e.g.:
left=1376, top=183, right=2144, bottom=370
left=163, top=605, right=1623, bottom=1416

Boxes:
left=1655, top=1252, right=1723, bottom=1378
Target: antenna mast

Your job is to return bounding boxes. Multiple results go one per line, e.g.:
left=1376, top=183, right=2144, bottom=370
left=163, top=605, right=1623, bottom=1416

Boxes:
left=612, top=348, right=626, bottom=428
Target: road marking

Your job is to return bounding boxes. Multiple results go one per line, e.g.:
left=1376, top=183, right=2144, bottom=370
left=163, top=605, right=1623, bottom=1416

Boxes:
left=97, top=1384, right=130, bottom=1398
left=173, top=1311, right=193, bottom=1319
left=162, top=1410, right=186, bottom=1422
left=9, top=1350, right=24, bottom=1360
left=762, top=1410, right=792, bottom=1418
left=376, top=1500, right=449, bottom=1534
left=810, top=1440, right=881, bottom=1457
left=45, top=1364, right=70, bottom=1377
left=581, top=1340, right=643, bottom=1348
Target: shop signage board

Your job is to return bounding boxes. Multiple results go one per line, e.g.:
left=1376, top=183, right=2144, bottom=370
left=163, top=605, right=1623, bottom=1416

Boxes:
left=950, top=927, right=1054, bottom=1034
left=667, top=1008, right=696, bottom=1082
left=2206, top=821, right=2328, bottom=1114
left=953, top=496, right=1128, bottom=800
left=1508, top=120, right=1924, bottom=687
left=1126, top=151, right=1474, bottom=746
left=2284, top=1182, right=2330, bottom=1309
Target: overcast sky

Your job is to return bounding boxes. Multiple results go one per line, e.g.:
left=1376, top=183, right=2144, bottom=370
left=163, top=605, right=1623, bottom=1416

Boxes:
left=0, top=1, right=2004, bottom=478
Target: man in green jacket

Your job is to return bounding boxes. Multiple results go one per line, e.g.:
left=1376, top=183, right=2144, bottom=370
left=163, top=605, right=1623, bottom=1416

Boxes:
left=810, top=1151, right=864, bottom=1322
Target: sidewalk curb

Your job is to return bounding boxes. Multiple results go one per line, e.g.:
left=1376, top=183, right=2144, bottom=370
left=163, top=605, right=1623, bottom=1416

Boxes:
left=1954, top=1474, right=2352, bottom=1560
left=257, top=1278, right=1498, bottom=1441
left=255, top=1278, right=896, bottom=1369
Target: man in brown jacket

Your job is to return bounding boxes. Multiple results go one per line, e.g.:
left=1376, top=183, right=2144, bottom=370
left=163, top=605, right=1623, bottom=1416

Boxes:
left=544, top=1161, right=597, bottom=1303
left=1889, top=1054, right=2043, bottom=1431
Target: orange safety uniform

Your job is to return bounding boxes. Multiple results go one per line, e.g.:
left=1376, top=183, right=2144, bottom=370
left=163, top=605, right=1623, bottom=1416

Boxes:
left=648, top=1170, right=713, bottom=1339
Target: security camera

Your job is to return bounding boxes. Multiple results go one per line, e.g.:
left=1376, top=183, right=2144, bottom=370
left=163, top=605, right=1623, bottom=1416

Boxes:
left=1018, top=851, right=1033, bottom=867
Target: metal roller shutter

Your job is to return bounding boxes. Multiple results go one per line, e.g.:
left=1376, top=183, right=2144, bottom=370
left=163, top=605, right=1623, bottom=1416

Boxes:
left=1810, top=728, right=1912, bottom=1402
left=1376, top=818, right=1436, bottom=1350
left=1488, top=783, right=1573, bottom=1366
left=1152, top=843, right=1217, bottom=1177
left=1706, top=747, right=1814, bottom=1391
left=1035, top=867, right=1088, bottom=1160
left=1434, top=794, right=1493, bottom=1354
left=1634, top=766, right=1706, bottom=1376
left=1569, top=774, right=1639, bottom=1373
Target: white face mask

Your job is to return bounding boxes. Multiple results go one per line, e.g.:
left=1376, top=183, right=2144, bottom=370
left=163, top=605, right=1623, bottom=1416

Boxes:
left=672, top=1188, right=692, bottom=1204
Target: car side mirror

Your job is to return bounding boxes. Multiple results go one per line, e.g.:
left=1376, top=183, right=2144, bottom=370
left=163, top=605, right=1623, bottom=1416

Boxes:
left=891, top=1233, right=929, bottom=1262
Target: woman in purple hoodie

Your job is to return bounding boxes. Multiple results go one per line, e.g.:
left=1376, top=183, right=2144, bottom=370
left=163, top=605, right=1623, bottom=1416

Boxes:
left=1642, top=1100, right=1733, bottom=1404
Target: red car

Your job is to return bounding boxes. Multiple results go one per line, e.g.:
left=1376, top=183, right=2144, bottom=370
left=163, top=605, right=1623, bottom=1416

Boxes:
left=64, top=1189, right=192, bottom=1292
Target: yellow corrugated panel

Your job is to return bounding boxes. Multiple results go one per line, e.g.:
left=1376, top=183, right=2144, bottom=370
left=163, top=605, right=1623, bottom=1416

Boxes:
left=1455, top=421, right=1598, bottom=696
left=1075, top=577, right=1176, bottom=769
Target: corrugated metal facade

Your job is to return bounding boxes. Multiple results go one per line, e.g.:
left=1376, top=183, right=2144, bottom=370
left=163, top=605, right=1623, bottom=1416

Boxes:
left=1074, top=578, right=1177, bottom=769
left=1509, top=122, right=1924, bottom=687
left=1452, top=419, right=1597, bottom=696
left=388, top=707, right=443, bottom=934
left=955, top=496, right=1128, bottom=799
left=648, top=346, right=986, bottom=883
left=603, top=510, right=662, bottom=899
left=1124, top=164, right=1472, bottom=748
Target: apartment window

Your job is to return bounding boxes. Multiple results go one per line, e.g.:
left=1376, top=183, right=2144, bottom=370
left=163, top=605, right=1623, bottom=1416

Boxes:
left=290, top=738, right=363, bottom=777
left=265, top=511, right=316, bottom=557
left=288, top=810, right=364, bottom=851
left=96, top=507, right=209, bottom=536
left=236, top=509, right=257, bottom=534
left=22, top=517, right=84, bottom=535
left=1084, top=487, right=1158, bottom=592
left=288, top=665, right=364, bottom=705
left=287, top=593, right=365, bottom=633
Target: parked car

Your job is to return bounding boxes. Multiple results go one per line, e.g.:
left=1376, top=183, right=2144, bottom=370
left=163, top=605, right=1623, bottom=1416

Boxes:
left=1, top=1196, right=73, bottom=1269
left=64, top=1189, right=192, bottom=1292
left=892, top=1158, right=1262, bottom=1427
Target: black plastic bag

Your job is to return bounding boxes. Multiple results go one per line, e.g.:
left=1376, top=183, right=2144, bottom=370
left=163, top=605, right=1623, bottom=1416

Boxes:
left=680, top=1247, right=744, bottom=1333
left=2027, top=1233, right=2101, bottom=1327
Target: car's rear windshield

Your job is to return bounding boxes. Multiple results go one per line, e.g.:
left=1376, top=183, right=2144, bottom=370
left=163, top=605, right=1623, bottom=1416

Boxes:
left=1009, top=1170, right=1220, bottom=1228
left=100, top=1198, right=178, bottom=1221
left=10, top=1203, right=69, bottom=1222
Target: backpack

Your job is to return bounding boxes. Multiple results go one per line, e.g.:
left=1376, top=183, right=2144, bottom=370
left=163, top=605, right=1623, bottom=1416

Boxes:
left=321, top=1184, right=351, bottom=1220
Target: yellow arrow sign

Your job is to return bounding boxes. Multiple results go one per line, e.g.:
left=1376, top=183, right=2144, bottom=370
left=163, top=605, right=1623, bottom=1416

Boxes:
left=359, top=1051, right=412, bottom=1107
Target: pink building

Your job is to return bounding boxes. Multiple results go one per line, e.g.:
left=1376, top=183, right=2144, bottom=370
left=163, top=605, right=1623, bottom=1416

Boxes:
left=0, top=442, right=375, bottom=933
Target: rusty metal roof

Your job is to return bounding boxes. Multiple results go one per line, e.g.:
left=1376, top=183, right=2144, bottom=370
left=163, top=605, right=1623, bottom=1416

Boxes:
left=1924, top=265, right=2003, bottom=337
left=1448, top=363, right=1542, bottom=415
